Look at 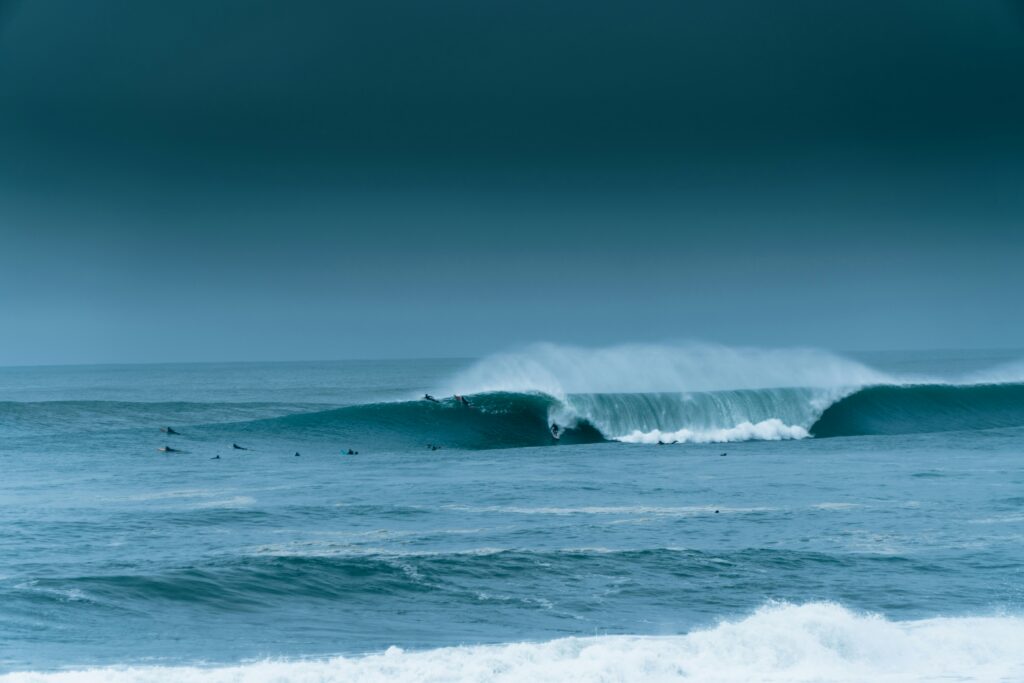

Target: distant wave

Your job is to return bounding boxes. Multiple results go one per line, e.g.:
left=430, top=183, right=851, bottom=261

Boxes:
left=222, top=382, right=1024, bottom=448
left=4, top=602, right=1022, bottom=682
left=13, top=386, right=1024, bottom=449
left=214, top=344, right=881, bottom=447
left=6, top=345, right=1024, bottom=448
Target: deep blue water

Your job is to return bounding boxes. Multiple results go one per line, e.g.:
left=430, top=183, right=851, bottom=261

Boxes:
left=1, top=348, right=1023, bottom=681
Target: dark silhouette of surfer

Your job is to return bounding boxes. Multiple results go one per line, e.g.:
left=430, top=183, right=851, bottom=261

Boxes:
left=454, top=394, right=471, bottom=407
left=211, top=454, right=220, bottom=460
left=424, top=394, right=439, bottom=403
left=232, top=443, right=248, bottom=450
left=294, top=452, right=301, bottom=457
left=551, top=423, right=560, bottom=439
left=158, top=446, right=179, bottom=453
left=347, top=448, right=358, bottom=455
left=160, top=427, right=180, bottom=435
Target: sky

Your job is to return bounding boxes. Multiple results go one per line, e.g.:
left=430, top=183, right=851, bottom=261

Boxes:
left=1, top=0, right=1023, bottom=365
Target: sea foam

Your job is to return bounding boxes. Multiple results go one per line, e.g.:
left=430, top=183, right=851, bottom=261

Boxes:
left=6, top=602, right=1022, bottom=682
left=616, top=417, right=810, bottom=444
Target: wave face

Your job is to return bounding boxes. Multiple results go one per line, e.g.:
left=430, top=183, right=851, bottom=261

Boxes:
left=4, top=602, right=1022, bottom=682
left=229, top=392, right=604, bottom=450
left=810, top=382, right=1024, bottom=437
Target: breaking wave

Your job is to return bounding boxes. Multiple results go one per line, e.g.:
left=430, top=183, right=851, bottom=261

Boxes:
left=225, top=381, right=1024, bottom=449
left=4, top=602, right=1022, bottom=682
left=6, top=344, right=1024, bottom=449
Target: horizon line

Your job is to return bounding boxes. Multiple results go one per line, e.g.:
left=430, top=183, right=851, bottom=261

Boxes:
left=2, top=345, right=1023, bottom=371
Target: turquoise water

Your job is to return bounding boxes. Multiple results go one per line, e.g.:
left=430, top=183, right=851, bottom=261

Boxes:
left=2, top=347, right=1023, bottom=681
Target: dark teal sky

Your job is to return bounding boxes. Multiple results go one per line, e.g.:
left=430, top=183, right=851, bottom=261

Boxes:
left=1, top=1, right=1023, bottom=364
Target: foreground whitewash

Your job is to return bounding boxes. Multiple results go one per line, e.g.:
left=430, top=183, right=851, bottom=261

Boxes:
left=6, top=602, right=1023, bottom=683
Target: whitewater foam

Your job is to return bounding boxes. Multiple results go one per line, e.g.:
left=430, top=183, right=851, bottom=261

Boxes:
left=616, top=418, right=809, bottom=444
left=5, top=603, right=1021, bottom=683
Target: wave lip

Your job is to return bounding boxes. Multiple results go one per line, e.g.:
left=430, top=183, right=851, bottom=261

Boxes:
left=3, top=602, right=1022, bottom=682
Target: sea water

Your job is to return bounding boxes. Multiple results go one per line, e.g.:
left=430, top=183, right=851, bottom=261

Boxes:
left=1, top=345, right=1022, bottom=681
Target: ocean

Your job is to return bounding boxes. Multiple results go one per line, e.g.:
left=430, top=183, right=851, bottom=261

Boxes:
left=1, top=344, right=1023, bottom=682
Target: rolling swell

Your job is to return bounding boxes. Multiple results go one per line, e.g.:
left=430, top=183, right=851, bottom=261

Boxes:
left=0, top=400, right=330, bottom=437
left=810, top=382, right=1024, bottom=437
left=13, top=547, right=931, bottom=612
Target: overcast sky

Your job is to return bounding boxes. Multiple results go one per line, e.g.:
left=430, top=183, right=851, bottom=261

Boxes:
left=2, top=0, right=1023, bottom=365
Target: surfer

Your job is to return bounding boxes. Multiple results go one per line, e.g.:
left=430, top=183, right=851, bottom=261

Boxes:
left=294, top=452, right=301, bottom=457
left=211, top=454, right=220, bottom=460
left=551, top=423, right=560, bottom=439
left=424, top=394, right=439, bottom=403
left=160, top=427, right=179, bottom=435
left=347, top=448, right=358, bottom=455
left=454, top=394, right=471, bottom=407
left=158, top=446, right=179, bottom=453
left=232, top=443, right=248, bottom=450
